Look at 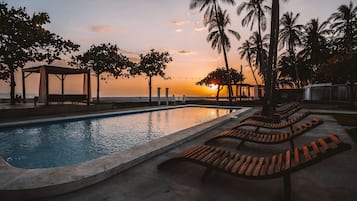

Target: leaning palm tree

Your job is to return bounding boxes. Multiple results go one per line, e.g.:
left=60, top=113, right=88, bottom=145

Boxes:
left=279, top=12, right=303, bottom=87
left=205, top=7, right=240, bottom=103
left=249, top=31, right=269, bottom=76
left=237, top=0, right=270, bottom=83
left=238, top=40, right=259, bottom=85
left=329, top=1, right=357, bottom=53
left=190, top=0, right=236, bottom=19
left=190, top=0, right=236, bottom=104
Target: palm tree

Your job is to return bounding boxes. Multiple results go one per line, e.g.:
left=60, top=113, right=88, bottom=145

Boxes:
left=279, top=12, right=303, bottom=87
left=277, top=52, right=297, bottom=88
left=238, top=40, right=259, bottom=85
left=205, top=7, right=241, bottom=103
left=238, top=32, right=269, bottom=86
left=329, top=1, right=357, bottom=53
left=237, top=0, right=270, bottom=84
left=300, top=18, right=330, bottom=82
left=248, top=32, right=269, bottom=76
left=197, top=67, right=244, bottom=101
left=190, top=0, right=236, bottom=104
left=263, top=0, right=287, bottom=116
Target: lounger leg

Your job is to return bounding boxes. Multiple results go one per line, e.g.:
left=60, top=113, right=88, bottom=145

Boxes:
left=290, top=140, right=295, bottom=150
left=201, top=168, right=213, bottom=182
left=289, top=125, right=294, bottom=134
left=255, top=127, right=260, bottom=133
left=237, top=140, right=245, bottom=150
left=284, top=174, right=291, bottom=201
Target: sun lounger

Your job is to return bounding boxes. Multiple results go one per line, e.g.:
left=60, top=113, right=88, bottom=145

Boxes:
left=158, top=134, right=351, bottom=201
left=237, top=112, right=311, bottom=133
left=205, top=118, right=322, bottom=149
left=243, top=104, right=302, bottom=123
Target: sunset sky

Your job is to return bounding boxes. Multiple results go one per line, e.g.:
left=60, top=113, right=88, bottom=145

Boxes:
left=0, top=0, right=349, bottom=98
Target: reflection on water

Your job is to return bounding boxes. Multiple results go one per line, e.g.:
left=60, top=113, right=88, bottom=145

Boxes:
left=0, top=107, right=235, bottom=168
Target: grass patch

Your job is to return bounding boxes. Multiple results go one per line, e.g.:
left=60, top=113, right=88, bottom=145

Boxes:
left=332, top=114, right=357, bottom=126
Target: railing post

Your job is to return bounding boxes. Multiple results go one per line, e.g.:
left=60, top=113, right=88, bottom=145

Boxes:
left=157, top=87, right=161, bottom=106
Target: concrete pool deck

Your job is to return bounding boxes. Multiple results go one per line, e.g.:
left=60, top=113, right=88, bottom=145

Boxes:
left=36, top=109, right=357, bottom=201
left=0, top=108, right=340, bottom=200
left=0, top=105, right=251, bottom=201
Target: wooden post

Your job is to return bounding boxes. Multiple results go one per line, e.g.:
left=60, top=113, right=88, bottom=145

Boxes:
left=87, top=71, right=90, bottom=105
left=61, top=74, right=64, bottom=96
left=46, top=71, right=49, bottom=105
left=22, top=69, right=26, bottom=103
left=157, top=87, right=161, bottom=105
left=240, top=65, right=243, bottom=102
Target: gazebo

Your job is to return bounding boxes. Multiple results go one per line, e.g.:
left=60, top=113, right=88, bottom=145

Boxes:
left=22, top=65, right=91, bottom=105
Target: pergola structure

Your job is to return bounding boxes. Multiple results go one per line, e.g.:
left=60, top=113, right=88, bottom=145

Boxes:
left=233, top=83, right=264, bottom=100
left=22, top=65, right=91, bottom=105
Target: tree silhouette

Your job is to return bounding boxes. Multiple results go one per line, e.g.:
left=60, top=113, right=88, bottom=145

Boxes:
left=132, top=49, right=172, bottom=103
left=237, top=0, right=270, bottom=86
left=205, top=7, right=240, bottom=103
left=71, top=43, right=133, bottom=103
left=190, top=0, right=237, bottom=104
left=0, top=3, right=79, bottom=105
left=299, top=18, right=330, bottom=82
left=329, top=1, right=357, bottom=53
left=279, top=12, right=303, bottom=87
left=263, top=0, right=287, bottom=116
left=197, top=67, right=244, bottom=101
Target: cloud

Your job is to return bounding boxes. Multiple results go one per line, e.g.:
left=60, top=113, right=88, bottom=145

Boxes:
left=90, top=25, right=113, bottom=33
left=177, top=50, right=193, bottom=55
left=171, top=20, right=189, bottom=26
left=168, top=49, right=194, bottom=56
left=194, top=27, right=207, bottom=32
left=175, top=29, right=183, bottom=33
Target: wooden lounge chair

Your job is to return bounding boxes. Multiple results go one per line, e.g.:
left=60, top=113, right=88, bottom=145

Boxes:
left=237, top=111, right=311, bottom=133
left=243, top=104, right=302, bottom=123
left=158, top=134, right=351, bottom=201
left=205, top=118, right=322, bottom=149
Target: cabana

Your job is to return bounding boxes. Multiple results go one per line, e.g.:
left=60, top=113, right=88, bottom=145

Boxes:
left=232, top=84, right=264, bottom=101
left=22, top=65, right=91, bottom=105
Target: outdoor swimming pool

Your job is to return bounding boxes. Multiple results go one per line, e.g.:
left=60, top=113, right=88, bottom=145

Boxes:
left=0, top=106, right=237, bottom=169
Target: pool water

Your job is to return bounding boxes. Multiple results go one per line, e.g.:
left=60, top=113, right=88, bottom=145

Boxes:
left=0, top=107, right=235, bottom=169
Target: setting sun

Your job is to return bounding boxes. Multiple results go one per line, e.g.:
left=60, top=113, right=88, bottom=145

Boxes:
left=208, top=84, right=218, bottom=90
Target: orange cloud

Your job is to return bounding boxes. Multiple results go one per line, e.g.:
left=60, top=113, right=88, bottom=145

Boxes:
left=177, top=50, right=192, bottom=55
left=194, top=27, right=207, bottom=32
left=171, top=20, right=189, bottom=26
left=168, top=49, right=194, bottom=56
left=175, top=29, right=183, bottom=32
left=90, top=25, right=113, bottom=33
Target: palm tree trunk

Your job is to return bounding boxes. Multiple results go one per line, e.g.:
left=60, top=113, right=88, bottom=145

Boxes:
left=247, top=52, right=259, bottom=86
left=249, top=64, right=259, bottom=86
left=257, top=7, right=265, bottom=82
left=213, top=2, right=233, bottom=105
left=10, top=70, right=16, bottom=105
left=263, top=0, right=279, bottom=116
left=216, top=86, right=221, bottom=102
left=289, top=45, right=300, bottom=88
left=96, top=74, right=100, bottom=103
left=149, top=76, right=152, bottom=103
